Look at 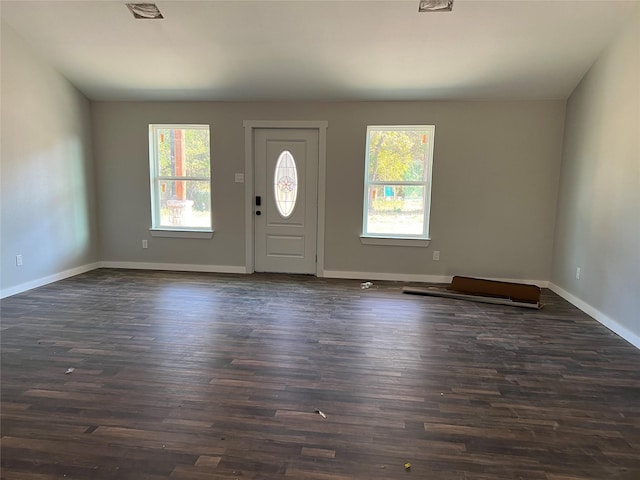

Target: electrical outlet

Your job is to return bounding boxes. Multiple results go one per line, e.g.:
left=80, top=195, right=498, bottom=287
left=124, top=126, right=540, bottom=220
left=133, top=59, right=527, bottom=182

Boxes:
left=235, top=173, right=245, bottom=183
left=16, top=254, right=23, bottom=266
left=576, top=267, right=581, bottom=280
left=142, top=240, right=148, bottom=249
left=433, top=250, right=440, bottom=261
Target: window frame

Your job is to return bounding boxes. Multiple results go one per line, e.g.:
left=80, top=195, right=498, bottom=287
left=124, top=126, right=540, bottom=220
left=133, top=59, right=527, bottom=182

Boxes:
left=148, top=124, right=213, bottom=237
left=361, top=125, right=435, bottom=244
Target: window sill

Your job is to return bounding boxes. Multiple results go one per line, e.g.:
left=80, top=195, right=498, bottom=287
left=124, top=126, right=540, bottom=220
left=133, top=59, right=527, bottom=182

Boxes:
left=360, top=235, right=431, bottom=247
left=149, top=228, right=214, bottom=239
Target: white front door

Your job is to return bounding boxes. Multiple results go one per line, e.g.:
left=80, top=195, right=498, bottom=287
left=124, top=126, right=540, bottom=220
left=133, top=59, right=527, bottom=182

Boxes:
left=254, top=128, right=319, bottom=274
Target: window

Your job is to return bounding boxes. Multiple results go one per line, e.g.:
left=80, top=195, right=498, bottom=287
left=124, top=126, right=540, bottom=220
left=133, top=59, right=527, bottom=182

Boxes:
left=149, top=124, right=212, bottom=233
left=362, top=125, right=435, bottom=241
left=274, top=150, right=298, bottom=218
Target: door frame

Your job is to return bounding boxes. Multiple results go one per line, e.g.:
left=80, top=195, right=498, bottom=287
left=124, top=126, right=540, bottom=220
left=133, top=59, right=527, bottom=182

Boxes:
left=243, top=120, right=328, bottom=276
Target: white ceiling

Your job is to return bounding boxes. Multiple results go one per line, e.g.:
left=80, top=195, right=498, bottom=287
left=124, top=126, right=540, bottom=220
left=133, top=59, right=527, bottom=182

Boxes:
left=1, top=0, right=637, bottom=102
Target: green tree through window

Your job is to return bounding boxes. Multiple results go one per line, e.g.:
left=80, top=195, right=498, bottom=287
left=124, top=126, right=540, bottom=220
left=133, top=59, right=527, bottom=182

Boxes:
left=363, top=125, right=435, bottom=238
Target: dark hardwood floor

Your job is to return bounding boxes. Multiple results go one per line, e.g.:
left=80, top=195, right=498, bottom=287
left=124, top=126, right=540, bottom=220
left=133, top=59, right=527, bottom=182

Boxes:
left=1, top=268, right=639, bottom=479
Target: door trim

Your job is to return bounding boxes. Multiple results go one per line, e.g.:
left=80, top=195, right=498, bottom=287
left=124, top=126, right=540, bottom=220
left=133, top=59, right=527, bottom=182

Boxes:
left=243, top=120, right=328, bottom=276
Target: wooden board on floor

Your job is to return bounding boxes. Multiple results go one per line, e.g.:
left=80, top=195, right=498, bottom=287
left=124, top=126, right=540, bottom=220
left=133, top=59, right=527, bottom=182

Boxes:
left=449, top=276, right=541, bottom=304
left=402, top=285, right=543, bottom=309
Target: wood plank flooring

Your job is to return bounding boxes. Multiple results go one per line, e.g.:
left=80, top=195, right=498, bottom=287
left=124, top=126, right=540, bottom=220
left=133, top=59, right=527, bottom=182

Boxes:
left=1, top=268, right=639, bottom=479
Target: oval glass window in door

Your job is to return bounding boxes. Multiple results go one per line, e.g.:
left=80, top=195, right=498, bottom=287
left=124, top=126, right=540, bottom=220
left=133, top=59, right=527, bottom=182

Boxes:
left=274, top=150, right=298, bottom=218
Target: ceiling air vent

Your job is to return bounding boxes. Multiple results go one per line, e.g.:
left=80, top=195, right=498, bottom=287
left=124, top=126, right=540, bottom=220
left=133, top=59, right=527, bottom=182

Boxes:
left=418, top=0, right=454, bottom=12
left=126, top=3, right=164, bottom=19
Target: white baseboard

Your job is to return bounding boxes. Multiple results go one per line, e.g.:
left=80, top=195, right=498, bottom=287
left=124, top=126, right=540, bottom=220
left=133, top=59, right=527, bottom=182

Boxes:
left=549, top=283, right=640, bottom=350
left=322, top=270, right=548, bottom=287
left=0, top=262, right=101, bottom=299
left=323, top=270, right=451, bottom=283
left=99, top=261, right=247, bottom=275
left=1, top=261, right=247, bottom=299
left=475, top=277, right=549, bottom=288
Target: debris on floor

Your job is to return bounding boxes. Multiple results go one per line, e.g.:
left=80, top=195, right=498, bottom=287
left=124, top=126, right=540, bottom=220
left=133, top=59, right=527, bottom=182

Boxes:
left=65, top=368, right=75, bottom=374
left=403, top=275, right=543, bottom=309
left=404, top=462, right=411, bottom=471
left=314, top=408, right=327, bottom=419
left=361, top=281, right=373, bottom=289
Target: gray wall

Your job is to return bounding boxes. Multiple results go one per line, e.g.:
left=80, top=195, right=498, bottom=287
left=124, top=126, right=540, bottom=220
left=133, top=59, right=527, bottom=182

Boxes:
left=92, top=100, right=565, bottom=281
left=0, top=22, right=98, bottom=295
left=551, top=6, right=640, bottom=339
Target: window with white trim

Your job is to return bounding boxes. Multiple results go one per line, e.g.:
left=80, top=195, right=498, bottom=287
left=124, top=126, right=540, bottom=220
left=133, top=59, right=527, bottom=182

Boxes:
left=149, top=124, right=212, bottom=231
left=362, top=125, right=435, bottom=240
